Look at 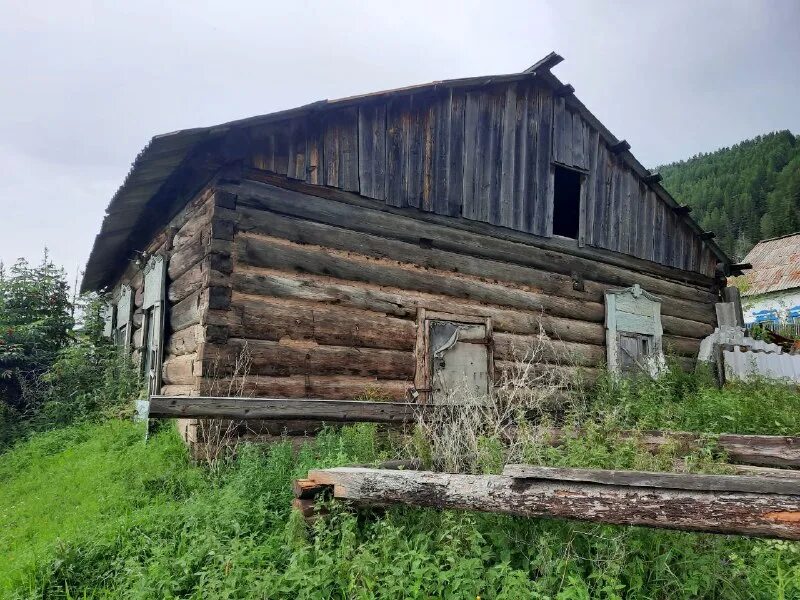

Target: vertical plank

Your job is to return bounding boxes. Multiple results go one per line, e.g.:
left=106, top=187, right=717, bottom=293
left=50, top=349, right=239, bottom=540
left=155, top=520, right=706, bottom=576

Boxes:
left=405, top=97, right=424, bottom=209
left=581, top=128, right=600, bottom=247
left=445, top=91, right=465, bottom=218
left=286, top=121, right=307, bottom=181
left=273, top=126, right=289, bottom=176
left=512, top=85, right=531, bottom=231
left=521, top=85, right=540, bottom=233
left=498, top=84, right=518, bottom=229
left=571, top=109, right=584, bottom=169
left=358, top=103, right=387, bottom=200
left=385, top=97, right=408, bottom=208
left=486, top=91, right=506, bottom=227
left=462, top=92, right=480, bottom=220
left=534, top=88, right=553, bottom=237
left=653, top=197, right=664, bottom=264
left=305, top=119, right=324, bottom=186
left=421, top=100, right=437, bottom=212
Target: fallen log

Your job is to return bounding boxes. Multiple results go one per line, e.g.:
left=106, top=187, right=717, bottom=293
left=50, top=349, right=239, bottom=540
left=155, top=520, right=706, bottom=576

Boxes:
left=544, top=428, right=800, bottom=469
left=298, top=466, right=800, bottom=540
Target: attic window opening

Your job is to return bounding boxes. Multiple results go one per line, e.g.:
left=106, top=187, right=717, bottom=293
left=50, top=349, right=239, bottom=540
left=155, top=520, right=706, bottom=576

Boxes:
left=552, top=165, right=581, bottom=239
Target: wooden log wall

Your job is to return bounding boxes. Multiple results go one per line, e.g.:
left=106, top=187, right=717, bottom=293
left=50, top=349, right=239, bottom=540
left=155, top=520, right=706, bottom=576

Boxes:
left=196, top=174, right=719, bottom=402
left=107, top=186, right=235, bottom=406
left=242, top=80, right=717, bottom=276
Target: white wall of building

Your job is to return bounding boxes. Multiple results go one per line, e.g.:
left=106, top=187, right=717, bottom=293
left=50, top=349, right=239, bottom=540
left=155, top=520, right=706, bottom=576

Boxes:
left=742, top=288, right=800, bottom=324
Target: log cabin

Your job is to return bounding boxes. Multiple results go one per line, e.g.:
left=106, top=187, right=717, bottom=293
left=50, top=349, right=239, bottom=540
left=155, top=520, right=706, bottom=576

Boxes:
left=82, top=52, right=741, bottom=435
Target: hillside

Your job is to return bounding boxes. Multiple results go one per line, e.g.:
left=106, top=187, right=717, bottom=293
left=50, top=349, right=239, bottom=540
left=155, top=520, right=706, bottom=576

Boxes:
left=657, top=130, right=800, bottom=261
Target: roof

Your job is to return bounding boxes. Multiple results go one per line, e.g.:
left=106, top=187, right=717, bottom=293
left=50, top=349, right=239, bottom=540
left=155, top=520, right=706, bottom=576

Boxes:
left=81, top=51, right=732, bottom=293
left=740, top=232, right=800, bottom=296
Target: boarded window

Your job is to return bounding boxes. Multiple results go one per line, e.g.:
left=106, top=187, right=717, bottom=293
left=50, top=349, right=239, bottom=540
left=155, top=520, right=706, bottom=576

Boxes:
left=101, top=301, right=114, bottom=338
left=113, top=285, right=133, bottom=349
left=552, top=165, right=581, bottom=239
left=605, top=284, right=665, bottom=378
left=142, top=255, right=167, bottom=396
left=427, top=319, right=491, bottom=404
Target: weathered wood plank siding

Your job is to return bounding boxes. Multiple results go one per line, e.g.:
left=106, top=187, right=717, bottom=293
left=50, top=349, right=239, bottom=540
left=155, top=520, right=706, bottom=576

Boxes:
left=241, top=80, right=717, bottom=277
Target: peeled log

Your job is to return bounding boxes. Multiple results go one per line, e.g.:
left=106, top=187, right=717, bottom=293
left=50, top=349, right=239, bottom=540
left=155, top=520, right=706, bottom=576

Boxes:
left=303, top=467, right=800, bottom=540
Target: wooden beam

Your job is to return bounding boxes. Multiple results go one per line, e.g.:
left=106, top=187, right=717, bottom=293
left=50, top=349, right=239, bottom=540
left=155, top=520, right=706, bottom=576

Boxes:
left=543, top=428, right=800, bottom=469
left=299, top=466, right=800, bottom=540
left=673, top=204, right=693, bottom=215
left=554, top=84, right=575, bottom=97
left=148, top=396, right=429, bottom=423
left=643, top=172, right=663, bottom=184
left=700, top=231, right=717, bottom=240
left=522, top=51, right=564, bottom=74
left=609, top=140, right=631, bottom=154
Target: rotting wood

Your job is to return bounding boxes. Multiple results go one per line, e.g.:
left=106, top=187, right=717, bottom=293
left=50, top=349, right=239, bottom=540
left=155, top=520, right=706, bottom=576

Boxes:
left=230, top=177, right=718, bottom=301
left=298, top=466, right=800, bottom=540
left=149, top=396, right=430, bottom=423
left=229, top=270, right=610, bottom=344
left=236, top=233, right=607, bottom=323
left=234, top=205, right=715, bottom=323
left=544, top=428, right=800, bottom=469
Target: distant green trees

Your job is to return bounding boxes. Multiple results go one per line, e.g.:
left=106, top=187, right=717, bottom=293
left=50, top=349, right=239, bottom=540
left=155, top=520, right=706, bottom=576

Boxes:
left=658, top=130, right=800, bottom=260
left=0, top=254, right=139, bottom=449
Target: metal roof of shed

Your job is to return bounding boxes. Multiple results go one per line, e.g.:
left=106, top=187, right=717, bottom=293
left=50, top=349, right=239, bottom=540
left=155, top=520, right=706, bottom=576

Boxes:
left=741, top=232, right=800, bottom=296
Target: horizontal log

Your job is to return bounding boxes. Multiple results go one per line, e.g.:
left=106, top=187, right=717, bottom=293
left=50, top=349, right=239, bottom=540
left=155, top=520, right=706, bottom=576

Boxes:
left=168, top=261, right=229, bottom=304
left=205, top=337, right=416, bottom=379
left=159, top=384, right=199, bottom=397
left=149, top=396, right=425, bottom=423
left=502, top=464, right=800, bottom=495
left=165, top=324, right=204, bottom=357
left=236, top=233, right=607, bottom=323
left=493, top=333, right=605, bottom=367
left=161, top=353, right=199, bottom=386
left=199, top=374, right=408, bottom=401
left=237, top=206, right=716, bottom=324
left=169, top=289, right=204, bottom=332
left=546, top=429, right=800, bottom=469
left=232, top=269, right=608, bottom=345
left=663, top=335, right=701, bottom=358
left=302, top=467, right=800, bottom=540
left=231, top=176, right=718, bottom=297
left=493, top=361, right=601, bottom=387
left=218, top=293, right=417, bottom=351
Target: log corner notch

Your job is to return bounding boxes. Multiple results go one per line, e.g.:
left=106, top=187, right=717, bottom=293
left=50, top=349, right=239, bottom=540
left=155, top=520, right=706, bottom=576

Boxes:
left=294, top=465, right=800, bottom=540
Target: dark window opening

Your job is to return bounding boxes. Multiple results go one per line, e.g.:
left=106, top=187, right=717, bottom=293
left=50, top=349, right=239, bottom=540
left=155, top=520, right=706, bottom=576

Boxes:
left=552, top=165, right=581, bottom=239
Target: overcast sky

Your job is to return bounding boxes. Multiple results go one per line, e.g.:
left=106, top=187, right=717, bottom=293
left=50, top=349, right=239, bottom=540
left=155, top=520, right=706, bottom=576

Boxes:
left=1, top=0, right=798, bottom=287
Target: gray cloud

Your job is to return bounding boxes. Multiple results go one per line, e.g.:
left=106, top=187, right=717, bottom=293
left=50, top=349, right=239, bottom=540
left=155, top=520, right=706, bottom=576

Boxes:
left=1, top=0, right=798, bottom=285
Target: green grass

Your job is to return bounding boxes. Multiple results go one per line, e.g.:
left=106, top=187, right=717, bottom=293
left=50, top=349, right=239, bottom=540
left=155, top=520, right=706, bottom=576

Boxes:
left=1, top=375, right=800, bottom=599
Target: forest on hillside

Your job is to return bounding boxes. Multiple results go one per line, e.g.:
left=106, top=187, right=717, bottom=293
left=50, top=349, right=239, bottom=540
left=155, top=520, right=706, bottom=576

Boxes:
left=657, top=130, right=800, bottom=261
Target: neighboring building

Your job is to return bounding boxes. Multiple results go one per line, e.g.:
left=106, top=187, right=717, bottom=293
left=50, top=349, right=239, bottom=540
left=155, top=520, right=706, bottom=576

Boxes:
left=740, top=233, right=800, bottom=326
left=81, top=52, right=738, bottom=434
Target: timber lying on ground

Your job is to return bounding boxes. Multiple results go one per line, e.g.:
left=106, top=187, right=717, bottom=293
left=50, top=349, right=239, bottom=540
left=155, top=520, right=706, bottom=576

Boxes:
left=149, top=396, right=800, bottom=469
left=294, top=465, right=800, bottom=540
left=544, top=427, right=800, bottom=469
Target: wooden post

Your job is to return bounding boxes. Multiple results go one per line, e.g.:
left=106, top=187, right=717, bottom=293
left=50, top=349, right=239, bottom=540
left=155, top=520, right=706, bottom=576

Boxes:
left=297, top=466, right=800, bottom=540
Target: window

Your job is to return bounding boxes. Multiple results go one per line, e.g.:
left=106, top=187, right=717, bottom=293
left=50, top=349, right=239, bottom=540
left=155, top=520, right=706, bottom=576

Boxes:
left=604, top=284, right=666, bottom=378
left=142, top=255, right=166, bottom=396
left=552, top=165, right=581, bottom=239
left=414, top=310, right=492, bottom=404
